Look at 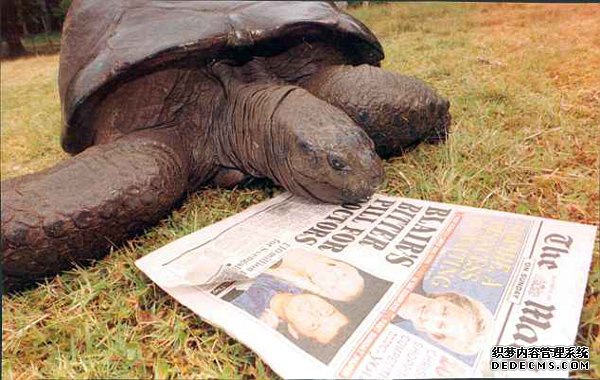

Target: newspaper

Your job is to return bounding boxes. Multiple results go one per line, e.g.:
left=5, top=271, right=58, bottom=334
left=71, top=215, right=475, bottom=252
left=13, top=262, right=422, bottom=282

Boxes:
left=136, top=193, right=597, bottom=378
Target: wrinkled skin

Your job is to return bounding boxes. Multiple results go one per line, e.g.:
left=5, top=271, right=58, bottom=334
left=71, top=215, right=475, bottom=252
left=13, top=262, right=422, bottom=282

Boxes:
left=1, top=34, right=450, bottom=292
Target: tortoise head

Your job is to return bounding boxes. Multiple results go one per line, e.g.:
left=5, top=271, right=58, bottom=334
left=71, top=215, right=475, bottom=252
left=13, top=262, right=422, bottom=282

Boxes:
left=271, top=90, right=384, bottom=204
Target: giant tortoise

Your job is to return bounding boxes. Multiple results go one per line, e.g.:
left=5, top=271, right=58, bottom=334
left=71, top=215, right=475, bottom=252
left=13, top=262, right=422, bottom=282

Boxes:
left=1, top=1, right=450, bottom=292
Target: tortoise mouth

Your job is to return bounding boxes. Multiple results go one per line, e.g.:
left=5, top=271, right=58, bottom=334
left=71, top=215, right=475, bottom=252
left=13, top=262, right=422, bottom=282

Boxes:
left=292, top=170, right=342, bottom=203
left=341, top=186, right=377, bottom=204
left=292, top=169, right=379, bottom=204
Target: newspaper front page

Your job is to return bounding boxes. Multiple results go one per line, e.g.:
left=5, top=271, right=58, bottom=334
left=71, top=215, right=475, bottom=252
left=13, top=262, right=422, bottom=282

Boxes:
left=136, top=193, right=597, bottom=378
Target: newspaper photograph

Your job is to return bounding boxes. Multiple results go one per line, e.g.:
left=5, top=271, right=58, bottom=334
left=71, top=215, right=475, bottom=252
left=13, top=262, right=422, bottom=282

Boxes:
left=135, top=193, right=597, bottom=378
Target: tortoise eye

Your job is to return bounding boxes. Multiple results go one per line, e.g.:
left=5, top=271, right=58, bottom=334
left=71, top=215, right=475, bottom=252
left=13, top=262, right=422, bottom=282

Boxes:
left=328, top=154, right=348, bottom=171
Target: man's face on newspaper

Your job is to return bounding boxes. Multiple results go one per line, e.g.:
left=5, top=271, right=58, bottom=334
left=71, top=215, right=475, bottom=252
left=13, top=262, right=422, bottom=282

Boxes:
left=308, top=258, right=364, bottom=301
left=414, top=297, right=475, bottom=344
left=284, top=294, right=349, bottom=344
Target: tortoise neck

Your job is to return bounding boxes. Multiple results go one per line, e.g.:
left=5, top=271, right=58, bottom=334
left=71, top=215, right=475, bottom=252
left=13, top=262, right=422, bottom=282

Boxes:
left=264, top=41, right=347, bottom=85
left=212, top=64, right=298, bottom=182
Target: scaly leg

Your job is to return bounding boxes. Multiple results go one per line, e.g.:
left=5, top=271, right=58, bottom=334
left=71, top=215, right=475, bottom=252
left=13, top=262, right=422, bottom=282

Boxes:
left=1, top=131, right=189, bottom=293
left=301, top=64, right=451, bottom=158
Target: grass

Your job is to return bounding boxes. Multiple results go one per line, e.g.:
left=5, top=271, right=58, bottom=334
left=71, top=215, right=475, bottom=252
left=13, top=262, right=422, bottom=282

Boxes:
left=21, top=32, right=62, bottom=46
left=2, top=3, right=599, bottom=378
left=20, top=32, right=62, bottom=55
left=1, top=32, right=62, bottom=57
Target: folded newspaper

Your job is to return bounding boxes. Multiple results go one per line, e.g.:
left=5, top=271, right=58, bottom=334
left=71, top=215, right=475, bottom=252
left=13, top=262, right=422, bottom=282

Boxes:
left=136, top=193, right=597, bottom=378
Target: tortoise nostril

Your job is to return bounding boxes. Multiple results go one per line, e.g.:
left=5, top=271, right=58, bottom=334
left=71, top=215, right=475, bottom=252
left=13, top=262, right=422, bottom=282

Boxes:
left=440, top=98, right=450, bottom=112
left=428, top=99, right=437, bottom=112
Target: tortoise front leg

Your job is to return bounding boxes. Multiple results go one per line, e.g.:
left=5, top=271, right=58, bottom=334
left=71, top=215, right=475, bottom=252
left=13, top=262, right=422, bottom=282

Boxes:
left=209, top=167, right=253, bottom=189
left=301, top=64, right=451, bottom=158
left=1, top=132, right=189, bottom=293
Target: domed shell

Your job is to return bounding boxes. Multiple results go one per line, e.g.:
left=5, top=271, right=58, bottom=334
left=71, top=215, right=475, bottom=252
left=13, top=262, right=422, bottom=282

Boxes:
left=58, top=0, right=384, bottom=153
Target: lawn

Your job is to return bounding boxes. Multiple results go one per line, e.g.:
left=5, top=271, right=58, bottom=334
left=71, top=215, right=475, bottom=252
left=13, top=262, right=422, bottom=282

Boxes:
left=21, top=32, right=62, bottom=55
left=2, top=3, right=599, bottom=378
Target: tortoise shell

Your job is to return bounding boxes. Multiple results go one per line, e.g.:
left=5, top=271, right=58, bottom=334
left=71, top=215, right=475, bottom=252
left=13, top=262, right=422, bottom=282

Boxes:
left=58, top=0, right=384, bottom=153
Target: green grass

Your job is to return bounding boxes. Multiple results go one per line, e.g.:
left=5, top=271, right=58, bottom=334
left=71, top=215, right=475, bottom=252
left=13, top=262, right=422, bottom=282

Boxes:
left=21, top=32, right=62, bottom=46
left=20, top=32, right=62, bottom=55
left=2, top=3, right=599, bottom=378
